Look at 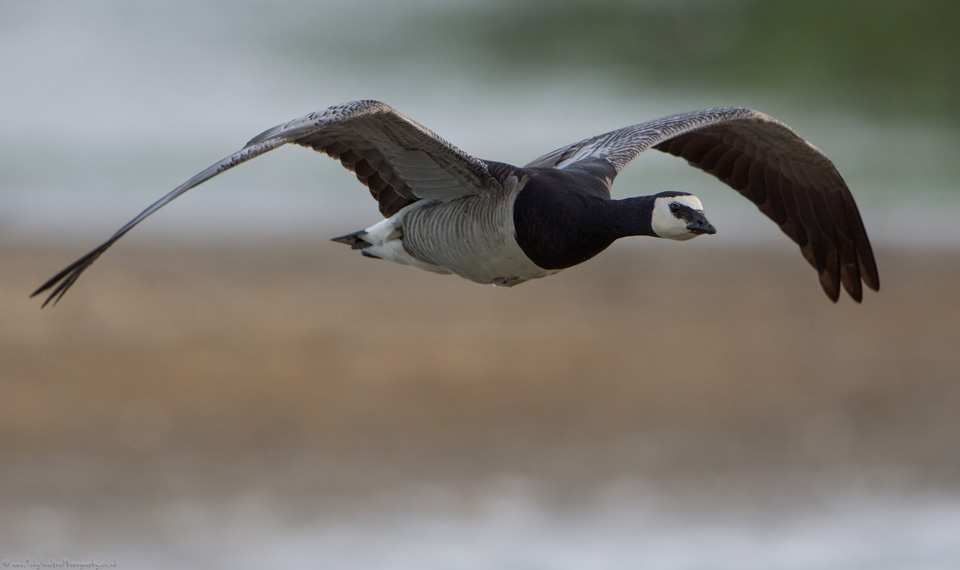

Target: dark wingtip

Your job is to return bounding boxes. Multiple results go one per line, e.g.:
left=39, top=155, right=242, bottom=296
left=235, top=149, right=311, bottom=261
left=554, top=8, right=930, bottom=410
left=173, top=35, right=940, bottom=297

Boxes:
left=848, top=287, right=864, bottom=304
left=825, top=286, right=841, bottom=304
left=864, top=269, right=880, bottom=293
left=31, top=246, right=108, bottom=308
left=853, top=250, right=879, bottom=297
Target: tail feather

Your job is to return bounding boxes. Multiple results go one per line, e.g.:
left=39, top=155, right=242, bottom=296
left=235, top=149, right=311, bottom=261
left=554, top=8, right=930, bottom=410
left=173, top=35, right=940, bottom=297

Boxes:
left=330, top=230, right=372, bottom=250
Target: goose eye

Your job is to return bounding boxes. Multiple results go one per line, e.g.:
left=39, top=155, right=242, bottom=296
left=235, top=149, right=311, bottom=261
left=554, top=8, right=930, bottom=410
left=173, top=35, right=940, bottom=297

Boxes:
left=669, top=203, right=680, bottom=214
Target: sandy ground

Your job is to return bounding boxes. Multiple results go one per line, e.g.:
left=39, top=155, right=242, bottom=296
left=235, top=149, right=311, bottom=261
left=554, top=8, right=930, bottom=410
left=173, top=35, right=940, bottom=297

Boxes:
left=2, top=240, right=960, bottom=556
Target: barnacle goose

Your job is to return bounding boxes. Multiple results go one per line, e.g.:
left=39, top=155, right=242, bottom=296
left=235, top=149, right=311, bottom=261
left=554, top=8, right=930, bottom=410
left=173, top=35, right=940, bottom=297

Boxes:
left=33, top=100, right=879, bottom=306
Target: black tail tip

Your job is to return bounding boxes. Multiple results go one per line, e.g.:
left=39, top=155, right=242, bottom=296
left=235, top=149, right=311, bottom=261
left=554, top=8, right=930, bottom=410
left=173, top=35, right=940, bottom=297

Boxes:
left=330, top=231, right=371, bottom=250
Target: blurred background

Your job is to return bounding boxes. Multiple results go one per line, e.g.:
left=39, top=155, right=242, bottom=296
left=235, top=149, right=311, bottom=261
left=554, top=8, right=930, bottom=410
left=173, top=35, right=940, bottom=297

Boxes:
left=2, top=0, right=959, bottom=568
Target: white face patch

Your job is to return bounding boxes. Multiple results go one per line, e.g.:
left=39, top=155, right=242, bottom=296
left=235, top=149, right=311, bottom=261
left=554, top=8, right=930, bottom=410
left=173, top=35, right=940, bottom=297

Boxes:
left=651, top=194, right=706, bottom=241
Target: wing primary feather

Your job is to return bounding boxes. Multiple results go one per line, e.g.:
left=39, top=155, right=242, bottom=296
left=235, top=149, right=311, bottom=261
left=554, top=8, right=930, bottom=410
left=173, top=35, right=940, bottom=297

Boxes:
left=31, top=139, right=287, bottom=306
left=837, top=233, right=864, bottom=302
left=818, top=245, right=842, bottom=303
left=711, top=145, right=741, bottom=182
left=698, top=141, right=733, bottom=172
left=782, top=169, right=837, bottom=294
left=846, top=201, right=881, bottom=291
left=728, top=152, right=753, bottom=191
left=743, top=155, right=769, bottom=204
left=776, top=169, right=810, bottom=249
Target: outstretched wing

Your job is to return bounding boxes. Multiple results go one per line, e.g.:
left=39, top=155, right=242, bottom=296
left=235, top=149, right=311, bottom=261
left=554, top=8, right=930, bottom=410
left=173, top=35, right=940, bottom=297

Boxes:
left=32, top=100, right=493, bottom=307
left=526, top=107, right=879, bottom=302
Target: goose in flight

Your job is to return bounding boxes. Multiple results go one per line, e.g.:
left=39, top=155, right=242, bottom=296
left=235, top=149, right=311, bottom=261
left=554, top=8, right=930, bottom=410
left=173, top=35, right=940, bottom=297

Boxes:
left=33, top=100, right=879, bottom=306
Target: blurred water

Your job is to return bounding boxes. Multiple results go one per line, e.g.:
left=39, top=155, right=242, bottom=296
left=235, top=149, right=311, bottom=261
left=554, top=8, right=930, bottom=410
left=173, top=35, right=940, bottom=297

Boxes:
left=2, top=1, right=959, bottom=248
left=164, top=491, right=960, bottom=570
left=4, top=480, right=960, bottom=569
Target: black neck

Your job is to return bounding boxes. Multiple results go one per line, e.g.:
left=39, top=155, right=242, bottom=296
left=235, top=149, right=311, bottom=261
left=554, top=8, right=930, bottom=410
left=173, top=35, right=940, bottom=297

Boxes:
left=514, top=191, right=659, bottom=270
left=601, top=196, right=658, bottom=240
